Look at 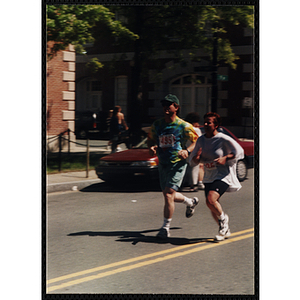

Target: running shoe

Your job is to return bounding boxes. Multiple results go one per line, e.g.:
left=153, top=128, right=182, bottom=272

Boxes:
left=198, top=182, right=205, bottom=190
left=215, top=229, right=231, bottom=241
left=156, top=227, right=170, bottom=239
left=189, top=185, right=198, bottom=192
left=185, top=197, right=199, bottom=218
left=215, top=214, right=231, bottom=241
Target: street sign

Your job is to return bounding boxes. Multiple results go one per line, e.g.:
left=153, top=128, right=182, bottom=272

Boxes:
left=217, top=74, right=228, bottom=81
left=243, top=97, right=253, bottom=108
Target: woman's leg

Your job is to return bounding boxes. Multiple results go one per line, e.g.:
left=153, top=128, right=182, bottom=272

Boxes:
left=204, top=182, right=230, bottom=240
left=206, top=190, right=223, bottom=224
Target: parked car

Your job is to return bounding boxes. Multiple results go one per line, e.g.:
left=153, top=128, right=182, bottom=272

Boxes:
left=95, top=126, right=254, bottom=183
left=75, top=111, right=110, bottom=139
left=95, top=138, right=159, bottom=183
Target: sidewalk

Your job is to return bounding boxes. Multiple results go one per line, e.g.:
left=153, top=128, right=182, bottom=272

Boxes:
left=47, top=170, right=102, bottom=193
left=47, top=140, right=129, bottom=193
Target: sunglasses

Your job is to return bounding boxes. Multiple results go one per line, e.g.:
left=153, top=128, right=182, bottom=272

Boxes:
left=161, top=101, right=174, bottom=107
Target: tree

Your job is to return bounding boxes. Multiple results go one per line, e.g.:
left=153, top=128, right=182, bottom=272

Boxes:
left=104, top=5, right=254, bottom=133
left=110, top=5, right=254, bottom=68
left=47, top=5, right=254, bottom=140
left=46, top=5, right=138, bottom=61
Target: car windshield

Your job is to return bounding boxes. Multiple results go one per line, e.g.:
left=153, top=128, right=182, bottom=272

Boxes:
left=217, top=127, right=234, bottom=139
left=134, top=138, right=149, bottom=149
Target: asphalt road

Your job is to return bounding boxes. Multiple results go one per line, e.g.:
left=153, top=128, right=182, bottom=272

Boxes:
left=46, top=168, right=256, bottom=295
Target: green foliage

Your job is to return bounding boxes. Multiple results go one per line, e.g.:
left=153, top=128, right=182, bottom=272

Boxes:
left=47, top=5, right=138, bottom=60
left=47, top=152, right=105, bottom=173
left=86, top=58, right=104, bottom=73
left=47, top=5, right=254, bottom=68
left=220, top=5, right=254, bottom=28
left=107, top=5, right=254, bottom=69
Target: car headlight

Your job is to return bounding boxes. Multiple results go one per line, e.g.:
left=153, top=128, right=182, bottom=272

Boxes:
left=98, top=160, right=109, bottom=166
left=131, top=161, right=157, bottom=167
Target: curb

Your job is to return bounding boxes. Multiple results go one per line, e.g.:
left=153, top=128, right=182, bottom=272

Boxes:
left=47, top=179, right=101, bottom=193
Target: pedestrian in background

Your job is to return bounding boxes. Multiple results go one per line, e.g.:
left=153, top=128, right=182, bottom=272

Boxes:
left=190, top=112, right=244, bottom=241
left=110, top=106, right=129, bottom=153
left=184, top=112, right=205, bottom=192
left=147, top=94, right=199, bottom=239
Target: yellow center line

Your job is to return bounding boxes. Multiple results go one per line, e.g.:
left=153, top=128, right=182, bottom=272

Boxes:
left=47, top=227, right=253, bottom=285
left=47, top=228, right=254, bottom=292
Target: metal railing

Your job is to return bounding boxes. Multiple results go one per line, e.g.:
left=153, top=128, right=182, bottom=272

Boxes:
left=47, top=129, right=104, bottom=177
left=47, top=128, right=146, bottom=176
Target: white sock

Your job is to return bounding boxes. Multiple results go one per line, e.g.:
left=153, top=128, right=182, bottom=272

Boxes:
left=163, top=218, right=172, bottom=229
left=218, top=212, right=225, bottom=220
left=183, top=196, right=193, bottom=206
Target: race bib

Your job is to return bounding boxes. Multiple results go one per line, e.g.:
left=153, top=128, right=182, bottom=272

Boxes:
left=159, top=134, right=176, bottom=148
left=204, top=161, right=217, bottom=170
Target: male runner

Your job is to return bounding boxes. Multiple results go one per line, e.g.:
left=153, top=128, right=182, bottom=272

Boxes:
left=147, top=94, right=199, bottom=239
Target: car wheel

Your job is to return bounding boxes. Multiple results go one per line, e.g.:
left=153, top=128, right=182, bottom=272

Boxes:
left=236, top=159, right=247, bottom=182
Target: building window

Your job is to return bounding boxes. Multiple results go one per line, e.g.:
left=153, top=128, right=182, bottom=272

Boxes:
left=170, top=74, right=211, bottom=123
left=91, top=81, right=101, bottom=91
left=76, top=78, right=102, bottom=112
left=114, top=76, right=128, bottom=117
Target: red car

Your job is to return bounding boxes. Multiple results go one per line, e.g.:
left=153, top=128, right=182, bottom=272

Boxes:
left=95, top=126, right=254, bottom=183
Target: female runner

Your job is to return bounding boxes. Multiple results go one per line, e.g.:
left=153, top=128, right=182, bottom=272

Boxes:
left=190, top=112, right=244, bottom=241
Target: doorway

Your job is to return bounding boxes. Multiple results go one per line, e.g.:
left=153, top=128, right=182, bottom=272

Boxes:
left=170, top=74, right=211, bottom=124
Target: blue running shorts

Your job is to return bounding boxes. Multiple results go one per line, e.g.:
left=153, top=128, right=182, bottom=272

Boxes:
left=158, top=160, right=187, bottom=191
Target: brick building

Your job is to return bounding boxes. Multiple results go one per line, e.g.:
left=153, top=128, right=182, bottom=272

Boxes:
left=46, top=43, right=76, bottom=151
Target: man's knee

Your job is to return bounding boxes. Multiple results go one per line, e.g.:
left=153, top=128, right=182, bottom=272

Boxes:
left=163, top=187, right=175, bottom=202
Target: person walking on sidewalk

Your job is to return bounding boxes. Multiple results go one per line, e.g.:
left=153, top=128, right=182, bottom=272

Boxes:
left=147, top=94, right=199, bottom=239
left=110, top=106, right=129, bottom=153
left=190, top=112, right=244, bottom=241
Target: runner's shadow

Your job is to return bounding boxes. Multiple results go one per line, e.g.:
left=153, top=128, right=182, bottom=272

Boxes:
left=68, top=227, right=215, bottom=245
left=117, top=236, right=215, bottom=245
left=68, top=228, right=162, bottom=238
left=80, top=181, right=161, bottom=193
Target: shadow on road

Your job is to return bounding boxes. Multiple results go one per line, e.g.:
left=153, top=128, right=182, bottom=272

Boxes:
left=80, top=181, right=161, bottom=193
left=68, top=227, right=215, bottom=246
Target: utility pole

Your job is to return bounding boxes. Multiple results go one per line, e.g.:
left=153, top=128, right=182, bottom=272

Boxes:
left=86, top=138, right=89, bottom=178
left=130, top=6, right=143, bottom=146
left=211, top=28, right=218, bottom=113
